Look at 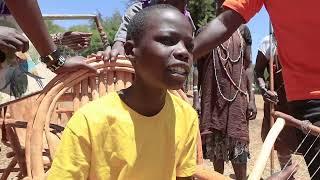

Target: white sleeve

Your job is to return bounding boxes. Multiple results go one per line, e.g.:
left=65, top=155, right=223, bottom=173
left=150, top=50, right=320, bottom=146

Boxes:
left=258, top=35, right=278, bottom=60
left=258, top=35, right=271, bottom=59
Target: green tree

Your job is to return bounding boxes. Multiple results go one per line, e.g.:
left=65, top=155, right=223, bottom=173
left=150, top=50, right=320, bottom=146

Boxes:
left=188, top=0, right=216, bottom=29
left=45, top=20, right=65, bottom=34
left=44, top=11, right=122, bottom=57
left=103, top=11, right=122, bottom=45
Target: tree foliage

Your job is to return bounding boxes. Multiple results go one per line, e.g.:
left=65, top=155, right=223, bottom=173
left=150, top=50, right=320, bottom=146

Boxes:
left=188, top=0, right=216, bottom=29
left=45, top=11, right=122, bottom=57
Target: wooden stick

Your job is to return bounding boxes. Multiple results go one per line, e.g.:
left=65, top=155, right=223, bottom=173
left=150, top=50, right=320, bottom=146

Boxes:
left=248, top=118, right=285, bottom=180
left=98, top=73, right=106, bottom=96
left=80, top=78, right=89, bottom=106
left=0, top=157, right=17, bottom=180
left=274, top=111, right=320, bottom=136
left=115, top=71, right=125, bottom=91
left=73, top=83, right=81, bottom=111
left=89, top=76, right=99, bottom=100
left=106, top=71, right=114, bottom=93
left=269, top=34, right=275, bottom=175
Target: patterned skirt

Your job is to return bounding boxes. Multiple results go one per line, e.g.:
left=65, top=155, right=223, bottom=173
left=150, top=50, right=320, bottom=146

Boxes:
left=205, top=130, right=250, bottom=164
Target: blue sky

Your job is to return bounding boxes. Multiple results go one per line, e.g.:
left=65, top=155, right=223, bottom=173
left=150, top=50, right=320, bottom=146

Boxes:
left=38, top=0, right=270, bottom=63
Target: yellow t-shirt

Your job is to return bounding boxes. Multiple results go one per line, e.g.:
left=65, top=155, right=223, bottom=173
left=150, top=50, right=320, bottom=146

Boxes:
left=48, top=92, right=199, bottom=180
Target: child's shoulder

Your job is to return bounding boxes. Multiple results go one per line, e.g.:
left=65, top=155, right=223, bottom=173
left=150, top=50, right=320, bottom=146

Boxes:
left=168, top=91, right=197, bottom=118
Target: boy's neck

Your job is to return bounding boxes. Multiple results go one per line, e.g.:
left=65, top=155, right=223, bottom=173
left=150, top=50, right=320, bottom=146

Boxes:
left=120, top=84, right=167, bottom=117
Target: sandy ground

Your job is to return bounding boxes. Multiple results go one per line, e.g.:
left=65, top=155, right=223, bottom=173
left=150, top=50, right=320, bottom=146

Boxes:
left=0, top=95, right=311, bottom=179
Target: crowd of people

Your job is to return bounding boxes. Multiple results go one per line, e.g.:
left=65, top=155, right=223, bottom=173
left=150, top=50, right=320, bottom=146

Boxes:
left=1, top=0, right=319, bottom=179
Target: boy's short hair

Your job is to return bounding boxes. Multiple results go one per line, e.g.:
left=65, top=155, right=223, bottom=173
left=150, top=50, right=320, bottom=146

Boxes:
left=126, top=4, right=179, bottom=44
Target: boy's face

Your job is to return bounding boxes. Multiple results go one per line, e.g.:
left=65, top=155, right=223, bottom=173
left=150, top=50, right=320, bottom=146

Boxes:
left=129, top=9, right=193, bottom=90
left=161, top=0, right=188, bottom=13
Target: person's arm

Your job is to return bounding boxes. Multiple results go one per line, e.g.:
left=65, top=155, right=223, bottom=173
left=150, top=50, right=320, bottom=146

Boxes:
left=52, top=31, right=92, bottom=51
left=4, top=0, right=95, bottom=73
left=254, top=51, right=269, bottom=93
left=0, top=26, right=29, bottom=54
left=4, top=0, right=55, bottom=56
left=255, top=51, right=279, bottom=104
left=193, top=9, right=245, bottom=59
left=240, top=25, right=256, bottom=120
left=102, top=2, right=142, bottom=61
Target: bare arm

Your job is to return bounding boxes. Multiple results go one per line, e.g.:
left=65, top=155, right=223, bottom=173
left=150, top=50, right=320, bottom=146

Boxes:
left=193, top=9, right=245, bottom=59
left=4, top=0, right=56, bottom=56
left=245, top=47, right=255, bottom=103
left=254, top=51, right=269, bottom=91
left=254, top=51, right=278, bottom=103
left=4, top=0, right=96, bottom=73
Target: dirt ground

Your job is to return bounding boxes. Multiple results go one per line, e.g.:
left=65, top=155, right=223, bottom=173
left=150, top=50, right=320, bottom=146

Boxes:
left=0, top=95, right=311, bottom=179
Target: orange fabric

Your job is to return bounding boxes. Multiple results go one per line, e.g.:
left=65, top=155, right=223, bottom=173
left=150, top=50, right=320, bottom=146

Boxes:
left=224, top=0, right=320, bottom=101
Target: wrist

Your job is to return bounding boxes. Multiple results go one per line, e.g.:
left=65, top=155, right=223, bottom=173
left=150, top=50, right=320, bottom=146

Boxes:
left=40, top=49, right=66, bottom=72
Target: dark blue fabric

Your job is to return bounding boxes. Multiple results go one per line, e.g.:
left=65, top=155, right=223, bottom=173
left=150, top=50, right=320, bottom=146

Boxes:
left=0, top=1, right=10, bottom=15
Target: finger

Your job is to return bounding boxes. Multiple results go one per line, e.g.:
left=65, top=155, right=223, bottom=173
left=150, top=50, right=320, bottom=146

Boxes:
left=80, top=63, right=97, bottom=73
left=0, top=41, right=18, bottom=53
left=3, top=37, right=24, bottom=52
left=110, top=49, right=120, bottom=61
left=62, top=37, right=91, bottom=43
left=77, top=32, right=92, bottom=37
left=64, top=32, right=92, bottom=37
left=14, top=34, right=29, bottom=52
left=103, top=46, right=112, bottom=61
left=96, top=51, right=104, bottom=58
left=62, top=39, right=91, bottom=46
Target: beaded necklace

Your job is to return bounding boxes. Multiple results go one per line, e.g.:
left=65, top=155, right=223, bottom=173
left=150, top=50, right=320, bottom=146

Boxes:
left=213, top=29, right=247, bottom=102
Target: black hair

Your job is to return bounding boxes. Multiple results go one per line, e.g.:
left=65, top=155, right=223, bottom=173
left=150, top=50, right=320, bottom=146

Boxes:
left=126, top=4, right=180, bottom=44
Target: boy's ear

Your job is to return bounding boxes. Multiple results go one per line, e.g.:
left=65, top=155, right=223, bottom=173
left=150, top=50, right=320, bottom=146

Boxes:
left=124, top=40, right=136, bottom=60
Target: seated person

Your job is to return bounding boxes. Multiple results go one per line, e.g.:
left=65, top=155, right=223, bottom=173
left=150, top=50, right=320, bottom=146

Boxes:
left=48, top=5, right=297, bottom=180
left=48, top=5, right=198, bottom=179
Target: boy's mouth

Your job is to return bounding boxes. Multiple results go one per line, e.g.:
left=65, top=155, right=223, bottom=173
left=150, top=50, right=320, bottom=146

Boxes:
left=168, top=66, right=188, bottom=75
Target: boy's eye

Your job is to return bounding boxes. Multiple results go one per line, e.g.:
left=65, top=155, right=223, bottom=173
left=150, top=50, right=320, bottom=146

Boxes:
left=157, top=36, right=178, bottom=46
left=185, top=42, right=194, bottom=52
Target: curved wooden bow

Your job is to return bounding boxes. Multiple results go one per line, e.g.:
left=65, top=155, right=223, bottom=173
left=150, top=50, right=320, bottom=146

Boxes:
left=248, top=111, right=320, bottom=180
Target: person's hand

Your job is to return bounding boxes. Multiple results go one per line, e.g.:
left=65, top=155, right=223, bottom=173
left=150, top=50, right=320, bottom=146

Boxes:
left=262, top=88, right=279, bottom=104
left=267, top=163, right=298, bottom=180
left=0, top=26, right=29, bottom=53
left=247, top=101, right=257, bottom=120
left=60, top=31, right=92, bottom=51
left=96, top=41, right=125, bottom=61
left=54, top=56, right=96, bottom=74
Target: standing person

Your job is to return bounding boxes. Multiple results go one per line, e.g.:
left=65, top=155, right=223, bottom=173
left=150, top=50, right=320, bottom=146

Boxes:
left=193, top=0, right=320, bottom=178
left=197, top=2, right=256, bottom=179
left=255, top=34, right=297, bottom=175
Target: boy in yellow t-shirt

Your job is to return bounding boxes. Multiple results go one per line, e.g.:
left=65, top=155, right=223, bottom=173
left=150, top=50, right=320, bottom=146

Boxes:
left=48, top=4, right=198, bottom=180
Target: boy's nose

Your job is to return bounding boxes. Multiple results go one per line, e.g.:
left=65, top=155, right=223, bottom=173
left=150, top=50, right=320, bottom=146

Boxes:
left=173, top=43, right=190, bottom=63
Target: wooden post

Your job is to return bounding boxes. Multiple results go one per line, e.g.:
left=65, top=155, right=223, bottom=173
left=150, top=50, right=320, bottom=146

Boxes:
left=269, top=22, right=275, bottom=175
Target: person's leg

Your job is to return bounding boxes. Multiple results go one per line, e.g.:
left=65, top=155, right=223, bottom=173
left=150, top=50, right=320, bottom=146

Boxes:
left=205, top=131, right=226, bottom=174
left=230, top=139, right=249, bottom=180
left=289, top=99, right=320, bottom=180
left=231, top=162, right=247, bottom=180
left=213, top=159, right=225, bottom=174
